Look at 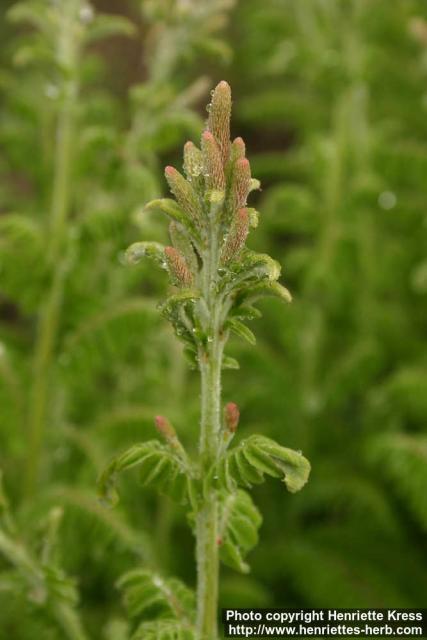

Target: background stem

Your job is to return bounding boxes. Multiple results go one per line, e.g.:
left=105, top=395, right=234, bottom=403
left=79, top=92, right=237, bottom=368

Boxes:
left=25, top=57, right=78, bottom=495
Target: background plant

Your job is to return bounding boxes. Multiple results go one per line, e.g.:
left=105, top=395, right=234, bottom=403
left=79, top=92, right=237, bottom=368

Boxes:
left=225, top=0, right=427, bottom=606
left=0, top=0, right=236, bottom=636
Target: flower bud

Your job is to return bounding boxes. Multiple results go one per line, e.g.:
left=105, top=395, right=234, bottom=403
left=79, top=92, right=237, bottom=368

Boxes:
left=208, top=80, right=231, bottom=165
left=164, top=246, right=194, bottom=287
left=233, top=158, right=252, bottom=210
left=224, top=402, right=240, bottom=433
left=201, top=131, right=226, bottom=191
left=183, top=141, right=203, bottom=179
left=169, top=222, right=198, bottom=274
left=165, top=166, right=200, bottom=223
left=231, top=137, right=246, bottom=161
left=155, top=415, right=177, bottom=441
left=221, top=208, right=249, bottom=264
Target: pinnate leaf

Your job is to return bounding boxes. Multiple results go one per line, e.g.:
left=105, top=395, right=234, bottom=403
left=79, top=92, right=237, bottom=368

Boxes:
left=132, top=620, right=194, bottom=640
left=118, top=569, right=195, bottom=624
left=218, top=435, right=310, bottom=493
left=98, top=441, right=192, bottom=507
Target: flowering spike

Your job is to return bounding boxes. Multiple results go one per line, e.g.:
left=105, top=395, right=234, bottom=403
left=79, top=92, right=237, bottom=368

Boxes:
left=201, top=131, right=226, bottom=191
left=224, top=402, right=240, bottom=433
left=165, top=166, right=200, bottom=223
left=231, top=137, right=246, bottom=161
left=208, top=80, right=231, bottom=165
left=164, top=246, right=194, bottom=288
left=183, top=141, right=203, bottom=179
left=233, top=158, right=252, bottom=210
left=221, top=208, right=250, bottom=264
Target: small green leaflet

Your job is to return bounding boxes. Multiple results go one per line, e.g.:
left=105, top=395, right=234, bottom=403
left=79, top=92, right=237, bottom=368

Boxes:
left=218, top=435, right=310, bottom=493
left=132, top=620, right=194, bottom=640
left=227, top=319, right=256, bottom=345
left=125, top=242, right=166, bottom=266
left=218, top=490, right=262, bottom=574
left=144, top=199, right=199, bottom=239
left=117, top=569, right=195, bottom=624
left=222, top=356, right=240, bottom=370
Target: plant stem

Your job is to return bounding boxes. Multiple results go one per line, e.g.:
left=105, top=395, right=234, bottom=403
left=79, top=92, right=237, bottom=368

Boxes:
left=25, top=14, right=78, bottom=495
left=196, top=213, right=223, bottom=640
left=196, top=344, right=222, bottom=640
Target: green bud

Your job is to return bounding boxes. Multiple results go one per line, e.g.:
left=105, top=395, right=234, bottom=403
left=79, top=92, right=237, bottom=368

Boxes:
left=231, top=137, right=246, bottom=161
left=183, top=141, right=203, bottom=179
left=164, top=246, right=194, bottom=288
left=169, top=222, right=199, bottom=274
left=165, top=166, right=201, bottom=224
left=221, top=208, right=250, bottom=264
left=233, top=158, right=252, bottom=210
left=201, top=131, right=226, bottom=191
left=208, top=80, right=232, bottom=165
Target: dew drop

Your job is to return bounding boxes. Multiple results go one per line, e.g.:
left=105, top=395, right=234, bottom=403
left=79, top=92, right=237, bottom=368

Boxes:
left=45, top=84, right=59, bottom=100
left=378, top=190, right=397, bottom=210
left=79, top=4, right=94, bottom=23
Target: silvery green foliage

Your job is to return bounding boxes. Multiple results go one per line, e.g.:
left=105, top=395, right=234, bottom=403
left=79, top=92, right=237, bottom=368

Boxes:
left=99, top=83, right=310, bottom=637
left=0, top=1, right=238, bottom=638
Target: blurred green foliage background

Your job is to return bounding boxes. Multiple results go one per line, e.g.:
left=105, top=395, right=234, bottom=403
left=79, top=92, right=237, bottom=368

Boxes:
left=0, top=0, right=426, bottom=637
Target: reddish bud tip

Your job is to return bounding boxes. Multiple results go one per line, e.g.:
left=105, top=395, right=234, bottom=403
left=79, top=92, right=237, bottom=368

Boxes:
left=231, top=137, right=246, bottom=162
left=217, top=80, right=231, bottom=92
left=155, top=415, right=176, bottom=441
left=225, top=402, right=240, bottom=432
left=202, top=131, right=215, bottom=141
left=155, top=415, right=166, bottom=428
left=165, top=166, right=175, bottom=176
left=237, top=157, right=250, bottom=169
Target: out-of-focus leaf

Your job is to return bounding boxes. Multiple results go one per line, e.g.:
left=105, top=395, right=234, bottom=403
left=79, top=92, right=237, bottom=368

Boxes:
left=218, top=490, right=262, bottom=573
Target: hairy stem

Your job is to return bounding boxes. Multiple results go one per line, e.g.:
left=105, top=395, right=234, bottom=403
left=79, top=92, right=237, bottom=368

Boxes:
left=196, top=212, right=223, bottom=640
